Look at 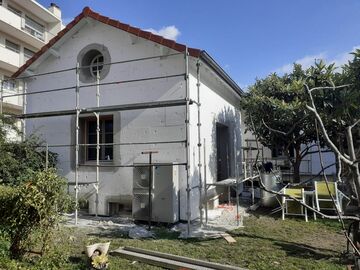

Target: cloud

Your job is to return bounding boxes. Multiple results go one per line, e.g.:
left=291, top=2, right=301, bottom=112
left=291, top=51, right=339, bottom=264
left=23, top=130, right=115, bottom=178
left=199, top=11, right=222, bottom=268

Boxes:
left=331, top=45, right=360, bottom=70
left=276, top=52, right=327, bottom=74
left=275, top=45, right=360, bottom=74
left=145, top=25, right=181, bottom=41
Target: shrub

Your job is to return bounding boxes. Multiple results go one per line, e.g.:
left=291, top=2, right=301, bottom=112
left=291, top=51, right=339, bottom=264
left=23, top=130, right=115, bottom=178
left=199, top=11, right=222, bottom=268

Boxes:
left=0, top=169, right=73, bottom=258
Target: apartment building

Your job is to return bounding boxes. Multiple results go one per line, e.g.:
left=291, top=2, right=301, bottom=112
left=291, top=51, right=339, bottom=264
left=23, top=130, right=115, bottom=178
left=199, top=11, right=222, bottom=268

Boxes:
left=0, top=0, right=63, bottom=114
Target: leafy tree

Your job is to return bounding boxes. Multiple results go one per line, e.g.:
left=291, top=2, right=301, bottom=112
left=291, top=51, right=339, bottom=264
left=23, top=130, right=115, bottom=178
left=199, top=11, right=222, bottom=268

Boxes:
left=0, top=115, right=57, bottom=185
left=240, top=64, right=319, bottom=182
left=0, top=115, right=71, bottom=259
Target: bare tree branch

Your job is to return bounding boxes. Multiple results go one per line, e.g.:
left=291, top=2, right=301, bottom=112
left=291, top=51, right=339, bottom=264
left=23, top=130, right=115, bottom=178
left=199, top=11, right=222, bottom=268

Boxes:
left=314, top=120, right=360, bottom=255
left=304, top=84, right=353, bottom=166
left=262, top=119, right=287, bottom=136
left=308, top=84, right=352, bottom=93
left=262, top=116, right=307, bottom=137
left=349, top=119, right=360, bottom=130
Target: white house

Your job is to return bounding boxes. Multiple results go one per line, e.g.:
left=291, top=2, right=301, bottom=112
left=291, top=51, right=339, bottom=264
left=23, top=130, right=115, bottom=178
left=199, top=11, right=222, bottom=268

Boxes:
left=12, top=7, right=243, bottom=224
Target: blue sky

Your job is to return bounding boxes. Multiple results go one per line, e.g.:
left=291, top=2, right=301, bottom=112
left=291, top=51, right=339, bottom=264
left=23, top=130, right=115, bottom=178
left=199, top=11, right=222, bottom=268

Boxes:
left=38, top=0, right=360, bottom=89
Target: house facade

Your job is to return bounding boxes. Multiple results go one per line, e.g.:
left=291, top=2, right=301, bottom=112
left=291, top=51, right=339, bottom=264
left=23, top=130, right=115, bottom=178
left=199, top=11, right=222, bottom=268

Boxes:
left=13, top=7, right=242, bottom=222
left=0, top=0, right=63, bottom=114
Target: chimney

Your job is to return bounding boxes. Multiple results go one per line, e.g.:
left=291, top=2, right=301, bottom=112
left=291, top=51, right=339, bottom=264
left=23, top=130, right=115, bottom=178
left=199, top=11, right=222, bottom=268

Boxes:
left=48, top=3, right=61, bottom=19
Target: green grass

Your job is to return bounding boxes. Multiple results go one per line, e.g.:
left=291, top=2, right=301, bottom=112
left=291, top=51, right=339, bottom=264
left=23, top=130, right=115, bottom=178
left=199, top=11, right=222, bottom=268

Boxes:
left=0, top=216, right=347, bottom=270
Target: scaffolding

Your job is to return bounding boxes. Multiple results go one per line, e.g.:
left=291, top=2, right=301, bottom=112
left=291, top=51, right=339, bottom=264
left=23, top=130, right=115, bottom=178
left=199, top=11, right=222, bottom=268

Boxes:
left=0, top=49, right=212, bottom=236
left=0, top=48, right=243, bottom=236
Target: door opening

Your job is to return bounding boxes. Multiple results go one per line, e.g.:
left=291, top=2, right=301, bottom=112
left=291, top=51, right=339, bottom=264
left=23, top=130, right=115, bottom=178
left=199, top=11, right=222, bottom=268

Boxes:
left=216, top=123, right=230, bottom=181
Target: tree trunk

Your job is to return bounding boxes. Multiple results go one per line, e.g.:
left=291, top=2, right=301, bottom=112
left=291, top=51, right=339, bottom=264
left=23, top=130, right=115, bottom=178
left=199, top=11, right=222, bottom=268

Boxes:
left=293, top=144, right=302, bottom=183
left=9, top=234, right=24, bottom=259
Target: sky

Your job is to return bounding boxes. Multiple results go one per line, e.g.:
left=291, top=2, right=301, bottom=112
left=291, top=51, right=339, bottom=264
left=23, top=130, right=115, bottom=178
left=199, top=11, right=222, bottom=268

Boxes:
left=38, top=0, right=360, bottom=90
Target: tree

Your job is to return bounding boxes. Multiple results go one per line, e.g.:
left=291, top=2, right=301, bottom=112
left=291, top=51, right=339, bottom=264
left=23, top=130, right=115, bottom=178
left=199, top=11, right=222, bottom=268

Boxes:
left=240, top=64, right=319, bottom=182
left=0, top=116, right=72, bottom=259
left=305, top=52, right=360, bottom=255
left=0, top=115, right=57, bottom=185
left=246, top=53, right=360, bottom=260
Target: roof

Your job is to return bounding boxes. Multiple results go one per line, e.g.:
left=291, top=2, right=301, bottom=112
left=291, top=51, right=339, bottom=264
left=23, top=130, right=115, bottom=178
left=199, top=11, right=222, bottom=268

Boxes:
left=12, top=7, right=242, bottom=95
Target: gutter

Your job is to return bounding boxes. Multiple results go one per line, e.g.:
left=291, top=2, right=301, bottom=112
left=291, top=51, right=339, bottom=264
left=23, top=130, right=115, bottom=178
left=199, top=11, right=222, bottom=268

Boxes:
left=199, top=50, right=243, bottom=97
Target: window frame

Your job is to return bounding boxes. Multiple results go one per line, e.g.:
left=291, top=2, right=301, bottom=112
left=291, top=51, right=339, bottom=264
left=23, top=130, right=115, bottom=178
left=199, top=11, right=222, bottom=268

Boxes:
left=24, top=47, right=35, bottom=61
left=7, top=5, right=22, bottom=17
left=83, top=115, right=113, bottom=162
left=5, top=39, right=20, bottom=54
left=24, top=15, right=45, bottom=41
left=2, top=76, right=16, bottom=92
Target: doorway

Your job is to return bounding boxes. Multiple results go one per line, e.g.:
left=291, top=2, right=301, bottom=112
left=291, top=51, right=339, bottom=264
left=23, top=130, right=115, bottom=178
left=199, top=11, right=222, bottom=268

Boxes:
left=216, top=123, right=230, bottom=181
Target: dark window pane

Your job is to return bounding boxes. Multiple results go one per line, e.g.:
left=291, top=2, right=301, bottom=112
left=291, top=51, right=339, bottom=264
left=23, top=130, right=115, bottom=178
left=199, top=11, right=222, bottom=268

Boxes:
left=88, top=134, right=97, bottom=144
left=88, top=147, right=96, bottom=160
left=105, top=120, right=113, bottom=132
left=105, top=147, right=113, bottom=160
left=88, top=121, right=96, bottom=133
left=86, top=117, right=113, bottom=161
left=105, top=134, right=113, bottom=143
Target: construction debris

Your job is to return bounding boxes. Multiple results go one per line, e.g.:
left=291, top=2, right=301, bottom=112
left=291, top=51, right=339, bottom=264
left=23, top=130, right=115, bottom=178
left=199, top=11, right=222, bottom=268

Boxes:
left=220, top=233, right=237, bottom=244
left=128, top=227, right=154, bottom=239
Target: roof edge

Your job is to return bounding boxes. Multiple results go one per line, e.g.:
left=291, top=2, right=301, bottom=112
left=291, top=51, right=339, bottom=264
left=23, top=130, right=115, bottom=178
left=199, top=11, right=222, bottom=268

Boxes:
left=12, top=6, right=201, bottom=78
left=200, top=51, right=243, bottom=97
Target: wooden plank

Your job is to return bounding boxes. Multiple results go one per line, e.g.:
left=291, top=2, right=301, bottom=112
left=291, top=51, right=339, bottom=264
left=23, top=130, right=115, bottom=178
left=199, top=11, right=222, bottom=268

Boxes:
left=111, top=248, right=209, bottom=270
left=220, top=233, right=237, bottom=244
left=111, top=246, right=247, bottom=270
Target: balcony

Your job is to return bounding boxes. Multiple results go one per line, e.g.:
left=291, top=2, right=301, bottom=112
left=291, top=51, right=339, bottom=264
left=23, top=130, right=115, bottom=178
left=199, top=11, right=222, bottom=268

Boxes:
left=0, top=4, right=22, bottom=29
left=0, top=43, right=21, bottom=72
left=0, top=5, right=46, bottom=49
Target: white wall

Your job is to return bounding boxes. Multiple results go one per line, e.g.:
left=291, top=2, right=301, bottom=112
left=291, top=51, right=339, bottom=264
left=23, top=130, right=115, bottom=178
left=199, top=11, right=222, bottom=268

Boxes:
left=25, top=19, right=188, bottom=216
left=186, top=60, right=242, bottom=219
left=24, top=18, right=243, bottom=220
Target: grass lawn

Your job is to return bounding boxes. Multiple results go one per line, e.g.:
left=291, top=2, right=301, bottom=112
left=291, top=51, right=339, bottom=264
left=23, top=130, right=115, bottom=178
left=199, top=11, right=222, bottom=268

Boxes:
left=0, top=215, right=347, bottom=270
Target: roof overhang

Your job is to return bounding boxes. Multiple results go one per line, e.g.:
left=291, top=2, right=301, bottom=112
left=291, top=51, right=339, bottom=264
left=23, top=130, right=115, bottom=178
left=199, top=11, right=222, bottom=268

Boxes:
left=199, top=51, right=243, bottom=97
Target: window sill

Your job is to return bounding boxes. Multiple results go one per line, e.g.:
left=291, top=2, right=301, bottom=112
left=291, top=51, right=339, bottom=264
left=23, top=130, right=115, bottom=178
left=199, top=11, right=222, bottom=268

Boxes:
left=80, top=160, right=114, bottom=166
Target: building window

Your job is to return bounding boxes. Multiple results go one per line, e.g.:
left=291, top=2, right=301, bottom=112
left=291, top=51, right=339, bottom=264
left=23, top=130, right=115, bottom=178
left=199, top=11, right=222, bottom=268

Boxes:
left=89, top=52, right=104, bottom=78
left=85, top=116, right=113, bottom=161
left=24, top=47, right=35, bottom=61
left=7, top=5, right=22, bottom=17
left=2, top=76, right=16, bottom=91
left=5, top=39, right=20, bottom=53
left=77, top=44, right=111, bottom=83
left=24, top=15, right=45, bottom=41
left=82, top=50, right=105, bottom=79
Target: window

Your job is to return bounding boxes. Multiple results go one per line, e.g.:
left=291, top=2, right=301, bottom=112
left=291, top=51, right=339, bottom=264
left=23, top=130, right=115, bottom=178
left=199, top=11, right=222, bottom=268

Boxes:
left=2, top=76, right=16, bottom=91
left=24, top=47, right=35, bottom=61
left=85, top=116, right=113, bottom=161
left=90, top=53, right=104, bottom=78
left=24, top=15, right=45, bottom=41
left=5, top=39, right=20, bottom=53
left=77, top=44, right=111, bottom=83
left=81, top=49, right=105, bottom=79
left=7, top=5, right=21, bottom=17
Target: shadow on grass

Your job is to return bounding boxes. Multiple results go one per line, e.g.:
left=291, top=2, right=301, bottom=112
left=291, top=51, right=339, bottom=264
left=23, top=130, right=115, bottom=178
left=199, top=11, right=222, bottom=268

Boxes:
left=230, top=230, right=342, bottom=262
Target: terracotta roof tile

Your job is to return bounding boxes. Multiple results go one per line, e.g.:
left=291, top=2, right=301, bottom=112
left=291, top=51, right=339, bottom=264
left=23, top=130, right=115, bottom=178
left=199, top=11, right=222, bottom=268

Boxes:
left=12, top=6, right=201, bottom=78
